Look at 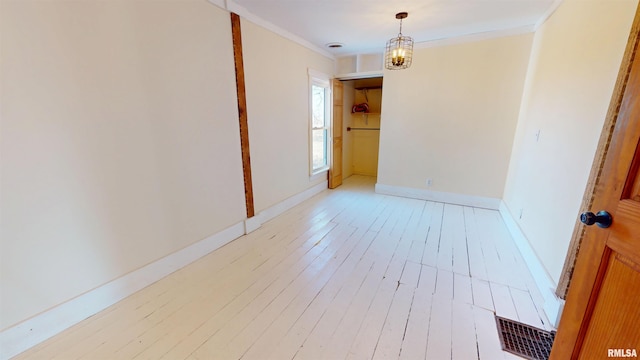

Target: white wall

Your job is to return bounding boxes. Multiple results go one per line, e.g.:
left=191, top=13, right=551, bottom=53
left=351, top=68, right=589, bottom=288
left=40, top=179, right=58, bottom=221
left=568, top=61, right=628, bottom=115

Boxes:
left=377, top=33, right=534, bottom=200
left=502, top=0, right=638, bottom=286
left=1, top=1, right=247, bottom=330
left=241, top=19, right=335, bottom=213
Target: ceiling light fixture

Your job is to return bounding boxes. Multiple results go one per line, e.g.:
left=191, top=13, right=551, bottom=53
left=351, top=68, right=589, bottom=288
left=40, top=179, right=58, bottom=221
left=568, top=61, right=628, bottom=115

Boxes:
left=385, top=12, right=413, bottom=70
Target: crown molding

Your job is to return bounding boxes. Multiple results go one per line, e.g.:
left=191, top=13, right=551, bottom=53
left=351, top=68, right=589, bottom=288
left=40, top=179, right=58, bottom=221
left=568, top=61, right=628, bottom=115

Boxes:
left=207, top=0, right=335, bottom=60
left=535, top=0, right=564, bottom=30
left=414, top=25, right=536, bottom=50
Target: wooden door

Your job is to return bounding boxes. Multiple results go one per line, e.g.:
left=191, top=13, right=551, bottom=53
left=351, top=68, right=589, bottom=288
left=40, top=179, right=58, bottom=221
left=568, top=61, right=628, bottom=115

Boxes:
left=329, top=79, right=343, bottom=189
left=550, top=18, right=640, bottom=359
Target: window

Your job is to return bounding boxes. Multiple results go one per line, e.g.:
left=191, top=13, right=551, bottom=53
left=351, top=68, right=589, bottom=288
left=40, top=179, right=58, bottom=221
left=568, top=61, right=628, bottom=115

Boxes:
left=309, top=71, right=331, bottom=174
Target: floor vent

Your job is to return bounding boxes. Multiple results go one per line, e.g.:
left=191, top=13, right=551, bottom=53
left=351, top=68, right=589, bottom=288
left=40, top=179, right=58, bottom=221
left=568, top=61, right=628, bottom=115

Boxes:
left=495, top=315, right=556, bottom=360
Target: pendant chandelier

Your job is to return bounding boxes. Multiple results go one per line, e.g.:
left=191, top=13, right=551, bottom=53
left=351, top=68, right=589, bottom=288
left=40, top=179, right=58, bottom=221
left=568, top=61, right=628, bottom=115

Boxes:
left=385, top=12, right=413, bottom=70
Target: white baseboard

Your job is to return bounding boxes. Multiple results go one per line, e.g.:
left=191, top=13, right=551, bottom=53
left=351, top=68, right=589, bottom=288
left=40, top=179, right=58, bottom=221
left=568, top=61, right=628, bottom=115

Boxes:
left=374, top=183, right=501, bottom=210
left=0, top=222, right=245, bottom=360
left=499, top=201, right=564, bottom=328
left=244, top=180, right=328, bottom=233
left=0, top=180, right=330, bottom=360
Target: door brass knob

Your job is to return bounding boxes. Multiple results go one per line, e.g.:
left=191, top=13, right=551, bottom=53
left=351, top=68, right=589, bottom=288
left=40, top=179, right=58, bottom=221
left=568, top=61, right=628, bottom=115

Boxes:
left=580, top=211, right=612, bottom=228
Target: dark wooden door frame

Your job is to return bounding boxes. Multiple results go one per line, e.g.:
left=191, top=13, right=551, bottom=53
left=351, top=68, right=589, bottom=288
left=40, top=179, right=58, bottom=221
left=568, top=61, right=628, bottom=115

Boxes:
left=230, top=12, right=255, bottom=218
left=556, top=4, right=640, bottom=299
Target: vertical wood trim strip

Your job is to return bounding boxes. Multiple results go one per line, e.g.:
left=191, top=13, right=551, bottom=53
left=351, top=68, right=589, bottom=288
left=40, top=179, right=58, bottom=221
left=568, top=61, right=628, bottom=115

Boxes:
left=231, top=12, right=255, bottom=218
left=556, top=4, right=640, bottom=298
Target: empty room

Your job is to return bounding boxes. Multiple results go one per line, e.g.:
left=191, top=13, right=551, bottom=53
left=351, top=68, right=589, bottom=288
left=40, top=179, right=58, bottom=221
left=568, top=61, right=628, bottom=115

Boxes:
left=2, top=0, right=640, bottom=359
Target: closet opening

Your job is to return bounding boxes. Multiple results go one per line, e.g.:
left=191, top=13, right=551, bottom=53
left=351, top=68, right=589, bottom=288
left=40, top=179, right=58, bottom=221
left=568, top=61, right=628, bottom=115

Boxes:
left=341, top=77, right=383, bottom=180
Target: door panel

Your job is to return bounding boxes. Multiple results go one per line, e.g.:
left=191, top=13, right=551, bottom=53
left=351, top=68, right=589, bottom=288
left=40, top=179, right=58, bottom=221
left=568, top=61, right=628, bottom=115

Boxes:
left=329, top=79, right=343, bottom=189
left=333, top=137, right=343, bottom=181
left=577, top=252, right=640, bottom=359
left=609, top=200, right=640, bottom=261
left=622, top=142, right=640, bottom=201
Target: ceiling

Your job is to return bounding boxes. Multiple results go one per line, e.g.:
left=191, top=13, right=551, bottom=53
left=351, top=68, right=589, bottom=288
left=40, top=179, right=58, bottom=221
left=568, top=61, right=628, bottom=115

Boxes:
left=232, top=0, right=558, bottom=56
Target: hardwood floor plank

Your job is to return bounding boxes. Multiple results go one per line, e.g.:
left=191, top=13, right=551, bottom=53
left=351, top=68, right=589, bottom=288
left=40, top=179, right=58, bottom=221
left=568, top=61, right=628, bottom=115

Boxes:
left=218, top=226, right=370, bottom=360
left=452, top=301, right=479, bottom=360
left=425, top=268, right=455, bottom=360
left=421, top=202, right=444, bottom=267
left=398, top=265, right=436, bottom=360
left=464, top=207, right=489, bottom=281
left=434, top=268, right=454, bottom=300
left=450, top=205, right=470, bottom=276
left=375, top=261, right=422, bottom=359
left=317, top=254, right=391, bottom=360
left=347, top=205, right=411, bottom=359
left=490, top=282, right=518, bottom=321
left=425, top=295, right=452, bottom=359
left=286, top=202, right=402, bottom=360
left=87, top=219, right=343, bottom=359
left=454, top=272, right=473, bottom=305
left=436, top=205, right=456, bottom=271
left=190, top=224, right=358, bottom=359
left=13, top=176, right=550, bottom=360
left=510, top=288, right=545, bottom=328
left=471, top=277, right=494, bottom=312
left=405, top=202, right=433, bottom=265
left=264, top=257, right=375, bottom=360
left=473, top=305, right=510, bottom=360
left=345, top=228, right=416, bottom=359
left=160, top=223, right=347, bottom=359
left=20, top=274, right=181, bottom=358
left=25, top=221, right=289, bottom=359
left=474, top=209, right=510, bottom=286
left=344, top=275, right=397, bottom=360
left=241, top=229, right=378, bottom=360
left=369, top=197, right=398, bottom=233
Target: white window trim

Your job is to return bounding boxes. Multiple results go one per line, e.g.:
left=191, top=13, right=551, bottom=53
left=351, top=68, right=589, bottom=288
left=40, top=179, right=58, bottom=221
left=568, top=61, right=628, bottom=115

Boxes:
left=309, top=170, right=328, bottom=183
left=308, top=69, right=332, bottom=176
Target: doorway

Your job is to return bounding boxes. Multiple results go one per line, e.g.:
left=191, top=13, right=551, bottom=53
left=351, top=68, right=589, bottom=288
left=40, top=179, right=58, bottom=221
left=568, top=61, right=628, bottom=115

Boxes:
left=341, top=77, right=383, bottom=179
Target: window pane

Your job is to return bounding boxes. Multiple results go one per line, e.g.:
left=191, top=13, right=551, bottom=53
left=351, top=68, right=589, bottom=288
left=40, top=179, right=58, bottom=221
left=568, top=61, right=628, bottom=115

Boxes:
left=312, top=85, right=325, bottom=129
left=312, top=128, right=327, bottom=170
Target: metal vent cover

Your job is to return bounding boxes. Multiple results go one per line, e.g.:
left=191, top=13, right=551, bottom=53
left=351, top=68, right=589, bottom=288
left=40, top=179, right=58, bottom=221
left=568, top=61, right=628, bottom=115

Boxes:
left=495, top=315, right=556, bottom=360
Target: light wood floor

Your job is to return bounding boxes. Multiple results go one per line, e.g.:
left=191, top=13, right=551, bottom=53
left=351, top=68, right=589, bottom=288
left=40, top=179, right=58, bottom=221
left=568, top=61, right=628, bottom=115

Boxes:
left=15, top=175, right=552, bottom=360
